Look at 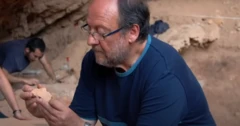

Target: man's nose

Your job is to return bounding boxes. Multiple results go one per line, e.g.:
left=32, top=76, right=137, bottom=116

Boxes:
left=87, top=35, right=99, bottom=46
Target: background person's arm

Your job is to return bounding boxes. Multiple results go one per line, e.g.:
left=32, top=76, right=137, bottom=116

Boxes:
left=39, top=54, right=56, bottom=81
left=0, top=68, right=20, bottom=112
left=2, top=68, right=39, bottom=85
left=1, top=53, right=39, bottom=85
left=0, top=68, right=27, bottom=120
left=2, top=68, right=25, bottom=84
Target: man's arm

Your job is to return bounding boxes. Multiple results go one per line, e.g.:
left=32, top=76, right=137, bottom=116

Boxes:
left=69, top=51, right=98, bottom=123
left=137, top=72, right=187, bottom=126
left=39, top=54, right=56, bottom=81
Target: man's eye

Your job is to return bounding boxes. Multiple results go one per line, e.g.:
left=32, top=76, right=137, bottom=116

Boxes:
left=97, top=28, right=107, bottom=34
left=99, top=32, right=106, bottom=35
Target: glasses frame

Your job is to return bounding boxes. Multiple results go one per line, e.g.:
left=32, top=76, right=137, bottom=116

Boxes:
left=81, top=24, right=124, bottom=40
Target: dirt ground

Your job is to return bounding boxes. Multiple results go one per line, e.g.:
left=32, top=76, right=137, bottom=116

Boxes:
left=1, top=0, right=240, bottom=126
left=148, top=0, right=240, bottom=126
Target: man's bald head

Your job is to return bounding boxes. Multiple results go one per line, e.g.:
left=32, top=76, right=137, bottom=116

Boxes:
left=88, top=0, right=150, bottom=42
left=87, top=0, right=118, bottom=30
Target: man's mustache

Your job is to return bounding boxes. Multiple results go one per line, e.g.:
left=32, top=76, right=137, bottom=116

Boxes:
left=92, top=47, right=103, bottom=52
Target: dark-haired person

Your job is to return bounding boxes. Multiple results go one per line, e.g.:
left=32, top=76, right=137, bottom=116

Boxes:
left=20, top=0, right=216, bottom=126
left=0, top=37, right=57, bottom=85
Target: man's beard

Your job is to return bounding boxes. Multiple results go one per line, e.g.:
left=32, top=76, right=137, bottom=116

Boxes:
left=94, top=37, right=129, bottom=67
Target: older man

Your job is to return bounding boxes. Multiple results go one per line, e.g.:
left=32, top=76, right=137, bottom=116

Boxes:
left=20, top=0, right=216, bottom=126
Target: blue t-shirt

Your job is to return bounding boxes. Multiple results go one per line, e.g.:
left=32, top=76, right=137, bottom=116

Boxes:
left=70, top=35, right=216, bottom=126
left=0, top=39, right=30, bottom=73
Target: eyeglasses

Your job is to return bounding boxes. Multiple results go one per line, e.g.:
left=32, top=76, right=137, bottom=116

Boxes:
left=81, top=24, right=124, bottom=41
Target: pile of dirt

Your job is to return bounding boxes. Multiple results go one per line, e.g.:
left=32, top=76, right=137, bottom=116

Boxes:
left=157, top=21, right=220, bottom=52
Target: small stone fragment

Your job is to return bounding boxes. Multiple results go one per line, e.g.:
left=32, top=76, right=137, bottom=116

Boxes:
left=32, top=88, right=52, bottom=102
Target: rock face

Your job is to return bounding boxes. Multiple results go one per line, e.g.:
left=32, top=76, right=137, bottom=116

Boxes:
left=0, top=0, right=90, bottom=61
left=157, top=22, right=220, bottom=52
left=0, top=0, right=89, bottom=39
left=236, top=22, right=240, bottom=32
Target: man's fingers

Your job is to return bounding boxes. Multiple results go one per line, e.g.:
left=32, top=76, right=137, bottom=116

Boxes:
left=38, top=104, right=58, bottom=122
left=49, top=99, right=66, bottom=112
left=36, top=98, right=59, bottom=117
left=28, top=83, right=36, bottom=86
left=31, top=80, right=38, bottom=85
left=34, top=79, right=40, bottom=84
left=20, top=92, right=34, bottom=100
left=22, top=85, right=33, bottom=92
left=37, top=84, right=44, bottom=88
left=34, top=81, right=39, bottom=85
left=25, top=97, right=38, bottom=108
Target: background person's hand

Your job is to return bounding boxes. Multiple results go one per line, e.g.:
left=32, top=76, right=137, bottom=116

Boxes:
left=20, top=84, right=44, bottom=118
left=23, top=78, right=40, bottom=86
left=46, top=78, right=63, bottom=84
left=13, top=110, right=29, bottom=120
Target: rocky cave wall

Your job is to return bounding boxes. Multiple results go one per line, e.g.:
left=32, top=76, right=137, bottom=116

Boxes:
left=0, top=0, right=90, bottom=59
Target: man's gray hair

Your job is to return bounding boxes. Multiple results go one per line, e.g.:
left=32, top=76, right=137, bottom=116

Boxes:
left=117, top=0, right=150, bottom=43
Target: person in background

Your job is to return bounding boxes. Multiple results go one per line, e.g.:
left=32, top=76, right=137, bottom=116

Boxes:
left=0, top=68, right=27, bottom=120
left=0, top=37, right=58, bottom=85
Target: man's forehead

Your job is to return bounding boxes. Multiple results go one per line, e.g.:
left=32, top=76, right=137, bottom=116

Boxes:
left=87, top=0, right=118, bottom=26
left=34, top=48, right=43, bottom=56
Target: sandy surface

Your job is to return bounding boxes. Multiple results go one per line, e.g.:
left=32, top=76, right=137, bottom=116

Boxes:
left=1, top=0, right=240, bottom=125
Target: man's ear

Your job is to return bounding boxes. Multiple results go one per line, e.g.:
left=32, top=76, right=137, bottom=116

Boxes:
left=127, top=24, right=140, bottom=44
left=25, top=48, right=30, bottom=53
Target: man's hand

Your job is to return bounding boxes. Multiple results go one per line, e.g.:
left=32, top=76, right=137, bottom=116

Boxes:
left=20, top=84, right=96, bottom=126
left=23, top=78, right=40, bottom=86
left=36, top=98, right=84, bottom=126
left=20, top=84, right=44, bottom=118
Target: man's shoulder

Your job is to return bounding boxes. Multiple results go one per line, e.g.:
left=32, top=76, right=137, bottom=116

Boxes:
left=1, top=38, right=28, bottom=50
left=149, top=36, right=180, bottom=57
left=140, top=36, right=179, bottom=71
left=143, top=35, right=186, bottom=70
left=138, top=35, right=190, bottom=84
left=6, top=38, right=28, bottom=44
